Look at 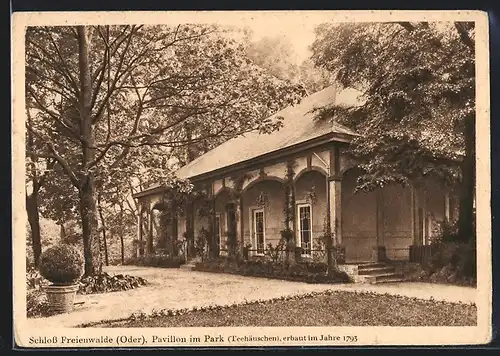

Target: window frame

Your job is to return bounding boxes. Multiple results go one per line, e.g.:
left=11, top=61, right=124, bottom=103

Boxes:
left=252, top=207, right=266, bottom=256
left=296, top=202, right=313, bottom=257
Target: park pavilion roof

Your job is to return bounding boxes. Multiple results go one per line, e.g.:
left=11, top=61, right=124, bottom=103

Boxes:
left=175, top=85, right=359, bottom=180
left=134, top=85, right=360, bottom=198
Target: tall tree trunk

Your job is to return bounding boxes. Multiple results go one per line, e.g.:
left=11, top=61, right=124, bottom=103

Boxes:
left=26, top=192, right=41, bottom=267
left=59, top=222, right=66, bottom=240
left=26, top=108, right=42, bottom=267
left=77, top=25, right=101, bottom=276
left=458, top=114, right=476, bottom=242
left=119, top=204, right=125, bottom=264
left=79, top=179, right=101, bottom=276
left=97, top=193, right=109, bottom=266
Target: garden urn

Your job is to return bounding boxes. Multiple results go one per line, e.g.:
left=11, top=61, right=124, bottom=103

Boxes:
left=38, top=244, right=84, bottom=314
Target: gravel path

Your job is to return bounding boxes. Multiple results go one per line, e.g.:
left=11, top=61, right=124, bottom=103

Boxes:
left=25, top=265, right=477, bottom=328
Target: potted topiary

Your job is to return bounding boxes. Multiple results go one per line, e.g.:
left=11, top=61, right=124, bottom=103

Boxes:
left=38, top=244, right=84, bottom=314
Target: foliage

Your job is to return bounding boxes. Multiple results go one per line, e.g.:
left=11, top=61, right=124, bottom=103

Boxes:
left=194, top=227, right=211, bottom=261
left=427, top=242, right=476, bottom=279
left=38, top=244, right=84, bottom=284
left=27, top=289, right=53, bottom=318
left=403, top=241, right=476, bottom=286
left=279, top=228, right=294, bottom=244
left=93, top=289, right=476, bottom=328
left=430, top=219, right=460, bottom=243
left=255, top=191, right=269, bottom=208
left=224, top=231, right=238, bottom=257
left=126, top=254, right=186, bottom=268
left=283, top=160, right=297, bottom=228
left=26, top=265, right=148, bottom=316
left=311, top=22, right=472, bottom=182
left=26, top=265, right=49, bottom=290
left=193, top=257, right=350, bottom=284
left=311, top=21, right=475, bottom=241
left=264, top=239, right=286, bottom=263
left=78, top=272, right=148, bottom=294
left=26, top=24, right=306, bottom=276
left=245, top=35, right=335, bottom=94
left=228, top=173, right=253, bottom=199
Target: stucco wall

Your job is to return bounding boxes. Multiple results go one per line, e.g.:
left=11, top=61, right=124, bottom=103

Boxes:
left=341, top=168, right=453, bottom=261
left=293, top=157, right=308, bottom=179
left=342, top=169, right=377, bottom=261
left=213, top=179, right=224, bottom=197
left=382, top=184, right=413, bottom=260
left=339, top=147, right=357, bottom=174
left=193, top=199, right=210, bottom=238
left=214, top=189, right=233, bottom=249
left=294, top=170, right=328, bottom=246
left=242, top=180, right=286, bottom=249
left=264, top=162, right=287, bottom=179
left=311, top=150, right=329, bottom=170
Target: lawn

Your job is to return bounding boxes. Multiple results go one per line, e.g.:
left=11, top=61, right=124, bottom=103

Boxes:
left=85, top=290, right=476, bottom=327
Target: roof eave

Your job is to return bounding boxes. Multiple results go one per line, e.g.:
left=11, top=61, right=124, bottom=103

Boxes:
left=185, top=131, right=355, bottom=183
left=132, top=185, right=170, bottom=199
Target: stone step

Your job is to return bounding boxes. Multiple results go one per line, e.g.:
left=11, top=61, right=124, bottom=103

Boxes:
left=365, top=273, right=405, bottom=284
left=357, top=262, right=387, bottom=269
left=371, top=277, right=406, bottom=284
left=358, top=266, right=396, bottom=275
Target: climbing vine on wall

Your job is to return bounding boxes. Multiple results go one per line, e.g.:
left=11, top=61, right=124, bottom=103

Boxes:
left=283, top=159, right=297, bottom=229
left=256, top=191, right=269, bottom=208
left=305, top=185, right=317, bottom=204
left=229, top=172, right=253, bottom=200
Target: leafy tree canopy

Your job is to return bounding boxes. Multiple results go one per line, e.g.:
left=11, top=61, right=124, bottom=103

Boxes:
left=311, top=21, right=475, bottom=191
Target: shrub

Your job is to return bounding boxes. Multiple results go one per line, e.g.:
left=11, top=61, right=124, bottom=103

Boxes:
left=193, top=257, right=351, bottom=284
left=426, top=242, right=476, bottom=278
left=302, top=261, right=328, bottom=274
left=195, top=228, right=211, bottom=261
left=38, top=244, right=84, bottom=285
left=79, top=272, right=148, bottom=294
left=264, top=239, right=286, bottom=263
left=27, top=289, right=53, bottom=318
left=404, top=241, right=476, bottom=286
left=127, top=254, right=185, bottom=268
left=26, top=266, right=49, bottom=290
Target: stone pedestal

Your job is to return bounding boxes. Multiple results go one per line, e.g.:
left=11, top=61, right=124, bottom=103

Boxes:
left=334, top=245, right=346, bottom=264
left=294, top=247, right=302, bottom=263
left=371, top=245, right=387, bottom=262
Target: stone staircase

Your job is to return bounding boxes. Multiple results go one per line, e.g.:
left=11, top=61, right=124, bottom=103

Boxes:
left=339, top=262, right=405, bottom=284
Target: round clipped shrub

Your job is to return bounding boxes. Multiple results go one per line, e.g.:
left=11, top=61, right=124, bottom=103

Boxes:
left=38, top=244, right=84, bottom=285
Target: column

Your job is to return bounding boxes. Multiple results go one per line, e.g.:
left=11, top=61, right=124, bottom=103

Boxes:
left=410, top=185, right=416, bottom=245
left=236, top=197, right=243, bottom=255
left=137, top=202, right=143, bottom=258
left=444, top=191, right=451, bottom=222
left=328, top=144, right=342, bottom=245
left=211, top=189, right=218, bottom=258
left=147, top=206, right=154, bottom=256
left=185, top=200, right=195, bottom=258
left=328, top=178, right=342, bottom=245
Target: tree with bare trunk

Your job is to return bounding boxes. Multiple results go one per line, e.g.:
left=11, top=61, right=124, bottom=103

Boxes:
left=26, top=24, right=305, bottom=275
